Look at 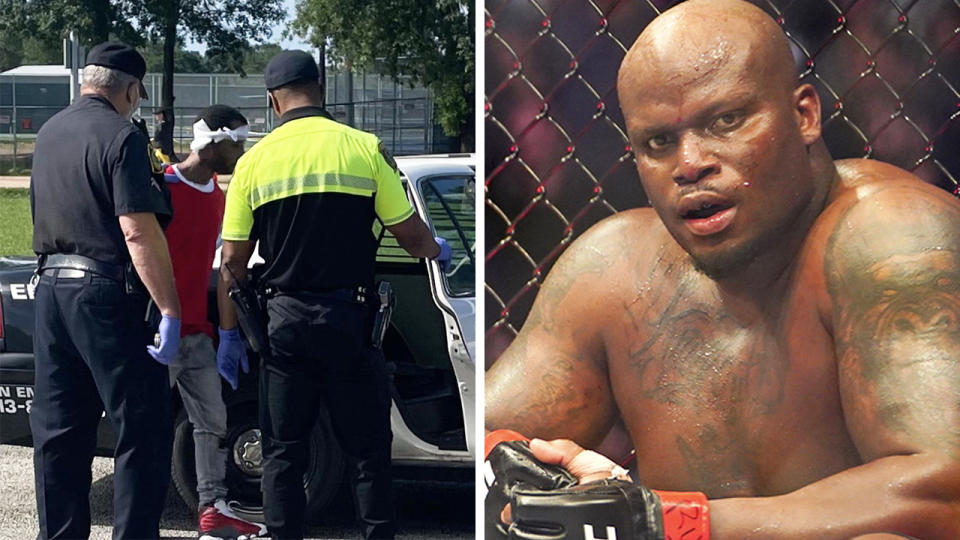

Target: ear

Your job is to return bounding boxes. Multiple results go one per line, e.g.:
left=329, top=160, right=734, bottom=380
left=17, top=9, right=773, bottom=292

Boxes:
left=793, top=83, right=821, bottom=145
left=197, top=144, right=215, bottom=160
left=269, top=92, right=280, bottom=116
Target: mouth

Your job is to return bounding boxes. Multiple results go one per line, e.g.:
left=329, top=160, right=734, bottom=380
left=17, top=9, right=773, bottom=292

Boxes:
left=682, top=201, right=733, bottom=220
left=677, top=193, right=737, bottom=236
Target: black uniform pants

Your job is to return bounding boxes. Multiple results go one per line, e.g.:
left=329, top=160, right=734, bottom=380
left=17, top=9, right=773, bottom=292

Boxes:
left=30, top=273, right=173, bottom=540
left=260, top=293, right=394, bottom=540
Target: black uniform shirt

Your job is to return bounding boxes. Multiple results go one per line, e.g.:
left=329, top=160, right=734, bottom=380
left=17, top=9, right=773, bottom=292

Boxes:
left=30, top=95, right=171, bottom=265
left=224, top=106, right=415, bottom=292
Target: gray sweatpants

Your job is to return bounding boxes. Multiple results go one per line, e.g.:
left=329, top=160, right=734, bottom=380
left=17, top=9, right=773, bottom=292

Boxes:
left=169, top=333, right=229, bottom=508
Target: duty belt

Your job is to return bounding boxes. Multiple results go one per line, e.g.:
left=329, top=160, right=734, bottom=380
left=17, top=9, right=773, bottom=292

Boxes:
left=38, top=253, right=125, bottom=281
left=263, top=286, right=371, bottom=306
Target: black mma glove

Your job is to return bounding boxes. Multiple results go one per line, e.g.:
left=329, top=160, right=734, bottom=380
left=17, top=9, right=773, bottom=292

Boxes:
left=510, top=478, right=712, bottom=540
left=508, top=479, right=662, bottom=540
left=484, top=430, right=577, bottom=539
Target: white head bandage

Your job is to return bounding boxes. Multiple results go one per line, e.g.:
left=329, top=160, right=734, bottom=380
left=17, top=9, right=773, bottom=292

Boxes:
left=190, top=118, right=249, bottom=152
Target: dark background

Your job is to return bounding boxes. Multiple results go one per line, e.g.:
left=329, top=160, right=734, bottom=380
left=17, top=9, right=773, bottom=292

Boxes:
left=484, top=0, right=960, bottom=367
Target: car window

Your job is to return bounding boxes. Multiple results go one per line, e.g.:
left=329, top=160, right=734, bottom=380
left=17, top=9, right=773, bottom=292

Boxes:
left=373, top=224, right=419, bottom=265
left=418, top=175, right=475, bottom=297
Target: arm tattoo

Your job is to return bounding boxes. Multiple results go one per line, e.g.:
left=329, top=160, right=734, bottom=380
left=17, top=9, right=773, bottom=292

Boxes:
left=826, top=194, right=960, bottom=458
left=524, top=244, right=609, bottom=333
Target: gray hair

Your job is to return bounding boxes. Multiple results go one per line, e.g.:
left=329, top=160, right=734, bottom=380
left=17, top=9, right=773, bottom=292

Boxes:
left=81, top=65, right=138, bottom=94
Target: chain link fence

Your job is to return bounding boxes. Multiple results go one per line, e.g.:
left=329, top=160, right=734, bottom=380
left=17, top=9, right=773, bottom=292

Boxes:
left=484, top=0, right=960, bottom=367
left=1, top=69, right=456, bottom=173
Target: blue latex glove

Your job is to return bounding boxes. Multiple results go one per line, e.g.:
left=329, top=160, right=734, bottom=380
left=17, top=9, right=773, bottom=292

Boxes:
left=217, top=327, right=249, bottom=390
left=147, top=315, right=181, bottom=365
left=433, top=236, right=453, bottom=272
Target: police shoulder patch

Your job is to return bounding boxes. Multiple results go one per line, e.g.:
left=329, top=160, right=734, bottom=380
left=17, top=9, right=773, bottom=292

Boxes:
left=378, top=140, right=398, bottom=173
left=148, top=143, right=164, bottom=174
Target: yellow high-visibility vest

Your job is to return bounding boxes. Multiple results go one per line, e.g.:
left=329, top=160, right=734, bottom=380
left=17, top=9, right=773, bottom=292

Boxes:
left=222, top=115, right=413, bottom=241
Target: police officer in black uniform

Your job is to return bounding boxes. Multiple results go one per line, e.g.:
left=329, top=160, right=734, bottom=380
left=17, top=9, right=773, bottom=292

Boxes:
left=29, top=42, right=181, bottom=540
left=216, top=51, right=453, bottom=540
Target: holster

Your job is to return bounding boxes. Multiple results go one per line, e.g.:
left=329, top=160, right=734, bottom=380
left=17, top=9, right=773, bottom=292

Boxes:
left=228, top=276, right=271, bottom=358
left=122, top=261, right=161, bottom=337
left=370, top=280, right=395, bottom=349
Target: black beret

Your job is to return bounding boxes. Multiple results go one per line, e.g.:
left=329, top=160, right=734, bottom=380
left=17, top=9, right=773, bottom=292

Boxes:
left=265, top=50, right=320, bottom=91
left=85, top=42, right=148, bottom=98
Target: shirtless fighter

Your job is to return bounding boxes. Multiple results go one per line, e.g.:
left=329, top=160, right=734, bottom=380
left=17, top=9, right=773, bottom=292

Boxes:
left=484, top=1, right=960, bottom=538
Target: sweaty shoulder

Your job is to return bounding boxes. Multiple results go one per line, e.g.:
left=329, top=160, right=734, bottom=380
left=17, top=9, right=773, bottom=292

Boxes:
left=807, top=158, right=960, bottom=322
left=541, top=207, right=669, bottom=310
left=572, top=206, right=665, bottom=254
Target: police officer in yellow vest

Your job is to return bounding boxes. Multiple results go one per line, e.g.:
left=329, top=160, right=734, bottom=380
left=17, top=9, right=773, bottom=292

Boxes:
left=216, top=50, right=452, bottom=540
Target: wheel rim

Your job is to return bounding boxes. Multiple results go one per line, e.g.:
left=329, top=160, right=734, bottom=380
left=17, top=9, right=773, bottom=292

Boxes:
left=224, top=419, right=265, bottom=515
left=233, top=428, right=264, bottom=476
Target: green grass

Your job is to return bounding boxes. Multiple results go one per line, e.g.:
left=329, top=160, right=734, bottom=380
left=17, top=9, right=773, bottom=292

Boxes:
left=0, top=188, right=33, bottom=256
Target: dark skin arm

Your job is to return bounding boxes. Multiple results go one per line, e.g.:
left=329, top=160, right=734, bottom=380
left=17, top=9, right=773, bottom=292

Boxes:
left=485, top=214, right=634, bottom=447
left=216, top=239, right=256, bottom=331
left=709, top=186, right=960, bottom=538
left=217, top=213, right=435, bottom=327
left=386, top=214, right=441, bottom=259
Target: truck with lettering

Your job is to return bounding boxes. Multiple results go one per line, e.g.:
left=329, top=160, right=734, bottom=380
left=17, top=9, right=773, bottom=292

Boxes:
left=0, top=154, right=477, bottom=522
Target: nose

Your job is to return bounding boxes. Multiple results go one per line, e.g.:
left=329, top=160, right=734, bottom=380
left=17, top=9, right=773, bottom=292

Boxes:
left=672, top=132, right=720, bottom=185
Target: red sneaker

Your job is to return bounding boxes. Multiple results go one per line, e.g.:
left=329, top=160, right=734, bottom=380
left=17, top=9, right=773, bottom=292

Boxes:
left=198, top=500, right=267, bottom=539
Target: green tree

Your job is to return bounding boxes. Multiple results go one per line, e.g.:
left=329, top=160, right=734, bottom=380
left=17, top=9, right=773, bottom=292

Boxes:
left=291, top=0, right=473, bottom=149
left=0, top=0, right=283, bottom=150
left=0, top=0, right=27, bottom=71
left=240, top=43, right=284, bottom=74
left=0, top=0, right=142, bottom=71
left=140, top=40, right=211, bottom=73
left=0, top=33, right=25, bottom=73
left=121, top=0, right=284, bottom=151
left=20, top=0, right=141, bottom=45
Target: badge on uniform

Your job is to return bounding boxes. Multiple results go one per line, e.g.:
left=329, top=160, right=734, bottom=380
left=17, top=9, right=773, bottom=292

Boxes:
left=378, top=141, right=398, bottom=173
left=147, top=142, right=164, bottom=175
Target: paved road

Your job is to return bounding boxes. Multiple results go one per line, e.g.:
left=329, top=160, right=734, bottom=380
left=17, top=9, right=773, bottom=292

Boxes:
left=0, top=445, right=475, bottom=539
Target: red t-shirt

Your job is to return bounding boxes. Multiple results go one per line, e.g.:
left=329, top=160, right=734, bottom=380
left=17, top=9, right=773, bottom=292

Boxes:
left=164, top=165, right=225, bottom=338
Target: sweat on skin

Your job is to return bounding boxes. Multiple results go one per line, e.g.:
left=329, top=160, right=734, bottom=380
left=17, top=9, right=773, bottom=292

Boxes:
left=485, top=0, right=960, bottom=538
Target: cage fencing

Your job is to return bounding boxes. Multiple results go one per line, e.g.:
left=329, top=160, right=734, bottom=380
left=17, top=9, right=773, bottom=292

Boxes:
left=484, top=0, right=960, bottom=367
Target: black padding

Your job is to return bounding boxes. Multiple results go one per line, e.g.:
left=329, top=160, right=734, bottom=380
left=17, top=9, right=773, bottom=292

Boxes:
left=509, top=479, right=664, bottom=540
left=485, top=440, right=577, bottom=539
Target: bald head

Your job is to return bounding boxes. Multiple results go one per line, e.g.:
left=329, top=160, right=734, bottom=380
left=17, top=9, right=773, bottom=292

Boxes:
left=614, top=0, right=834, bottom=280
left=619, top=0, right=797, bottom=111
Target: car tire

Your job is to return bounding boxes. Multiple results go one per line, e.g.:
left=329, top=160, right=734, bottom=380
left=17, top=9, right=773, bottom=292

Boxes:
left=171, top=394, right=347, bottom=523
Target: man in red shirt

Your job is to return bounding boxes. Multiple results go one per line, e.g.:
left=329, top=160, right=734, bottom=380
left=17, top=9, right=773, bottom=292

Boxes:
left=163, top=104, right=265, bottom=540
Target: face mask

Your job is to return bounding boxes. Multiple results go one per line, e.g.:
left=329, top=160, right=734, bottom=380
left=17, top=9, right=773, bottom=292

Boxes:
left=124, top=84, right=141, bottom=120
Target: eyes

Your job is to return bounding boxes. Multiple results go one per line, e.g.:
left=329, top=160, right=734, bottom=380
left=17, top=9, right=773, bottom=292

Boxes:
left=647, top=133, right=675, bottom=152
left=712, top=111, right=744, bottom=131
left=640, top=110, right=746, bottom=153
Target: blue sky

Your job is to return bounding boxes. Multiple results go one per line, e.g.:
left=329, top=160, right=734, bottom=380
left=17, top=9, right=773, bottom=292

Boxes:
left=185, top=0, right=313, bottom=53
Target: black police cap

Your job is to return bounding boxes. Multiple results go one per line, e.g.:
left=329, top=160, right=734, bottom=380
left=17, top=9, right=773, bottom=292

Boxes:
left=265, top=50, right=320, bottom=91
left=85, top=42, right=149, bottom=98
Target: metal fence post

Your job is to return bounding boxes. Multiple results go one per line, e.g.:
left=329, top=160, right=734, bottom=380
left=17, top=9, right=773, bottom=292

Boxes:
left=424, top=93, right=430, bottom=153
left=392, top=78, right=399, bottom=154
left=11, top=74, right=16, bottom=172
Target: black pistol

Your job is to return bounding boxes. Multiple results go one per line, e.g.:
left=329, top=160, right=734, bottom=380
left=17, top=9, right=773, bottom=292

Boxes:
left=370, top=281, right=395, bottom=349
left=227, top=274, right=270, bottom=357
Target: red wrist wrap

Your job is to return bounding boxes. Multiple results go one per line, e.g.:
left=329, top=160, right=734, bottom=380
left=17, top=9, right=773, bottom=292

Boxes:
left=484, top=429, right=529, bottom=459
left=652, top=490, right=710, bottom=540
